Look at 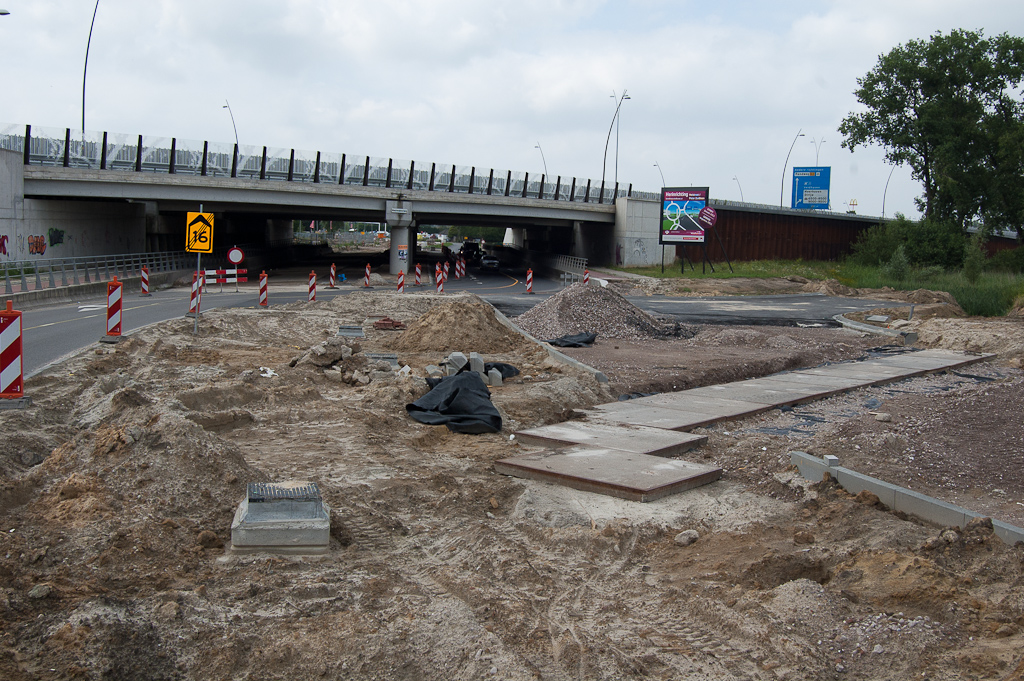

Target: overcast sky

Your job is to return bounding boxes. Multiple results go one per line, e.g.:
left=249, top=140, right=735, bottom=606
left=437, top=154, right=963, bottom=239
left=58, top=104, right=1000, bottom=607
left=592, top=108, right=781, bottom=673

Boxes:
left=2, top=0, right=1022, bottom=219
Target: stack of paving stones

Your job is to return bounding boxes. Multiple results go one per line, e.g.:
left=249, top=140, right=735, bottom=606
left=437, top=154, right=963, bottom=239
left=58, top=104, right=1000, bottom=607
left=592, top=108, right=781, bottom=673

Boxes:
left=425, top=352, right=505, bottom=386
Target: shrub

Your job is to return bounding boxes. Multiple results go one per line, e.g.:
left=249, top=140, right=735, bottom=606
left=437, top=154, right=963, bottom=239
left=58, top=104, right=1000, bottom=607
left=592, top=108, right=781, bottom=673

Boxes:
left=963, top=234, right=986, bottom=284
left=883, top=244, right=910, bottom=282
left=987, top=246, right=1024, bottom=273
left=848, top=214, right=966, bottom=269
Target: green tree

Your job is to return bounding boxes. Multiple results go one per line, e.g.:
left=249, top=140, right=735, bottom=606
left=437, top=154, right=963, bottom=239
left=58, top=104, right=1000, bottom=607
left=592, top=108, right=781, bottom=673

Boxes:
left=839, top=29, right=1024, bottom=235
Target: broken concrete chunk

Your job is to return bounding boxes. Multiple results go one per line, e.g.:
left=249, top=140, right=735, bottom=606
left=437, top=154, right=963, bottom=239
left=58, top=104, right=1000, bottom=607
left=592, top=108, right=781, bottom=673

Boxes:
left=425, top=365, right=444, bottom=378
left=674, top=530, right=699, bottom=546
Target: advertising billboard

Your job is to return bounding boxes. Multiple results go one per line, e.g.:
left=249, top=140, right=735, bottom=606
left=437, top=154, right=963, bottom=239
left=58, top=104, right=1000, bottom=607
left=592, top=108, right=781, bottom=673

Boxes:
left=791, top=167, right=831, bottom=210
left=659, top=187, right=709, bottom=244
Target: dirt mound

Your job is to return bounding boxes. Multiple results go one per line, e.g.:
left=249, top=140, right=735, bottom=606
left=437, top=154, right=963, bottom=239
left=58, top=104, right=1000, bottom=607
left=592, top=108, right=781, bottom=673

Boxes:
left=1010, top=296, right=1024, bottom=317
left=391, top=300, right=533, bottom=354
left=912, top=317, right=1024, bottom=365
left=802, top=278, right=858, bottom=297
left=515, top=283, right=696, bottom=341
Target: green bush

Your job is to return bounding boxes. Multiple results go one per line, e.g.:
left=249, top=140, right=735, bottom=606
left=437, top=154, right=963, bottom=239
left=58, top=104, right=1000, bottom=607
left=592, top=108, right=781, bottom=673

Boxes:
left=963, top=234, right=986, bottom=284
left=883, top=244, right=910, bottom=281
left=848, top=214, right=966, bottom=269
left=987, top=246, right=1024, bottom=273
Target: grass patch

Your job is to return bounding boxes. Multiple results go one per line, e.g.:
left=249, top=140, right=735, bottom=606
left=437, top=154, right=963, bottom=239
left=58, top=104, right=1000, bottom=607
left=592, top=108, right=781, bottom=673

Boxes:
left=612, top=259, right=1024, bottom=316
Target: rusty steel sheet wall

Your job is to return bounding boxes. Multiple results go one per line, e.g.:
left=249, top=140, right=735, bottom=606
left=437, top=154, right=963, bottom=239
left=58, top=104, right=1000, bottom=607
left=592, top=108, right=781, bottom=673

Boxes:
left=677, top=207, right=878, bottom=263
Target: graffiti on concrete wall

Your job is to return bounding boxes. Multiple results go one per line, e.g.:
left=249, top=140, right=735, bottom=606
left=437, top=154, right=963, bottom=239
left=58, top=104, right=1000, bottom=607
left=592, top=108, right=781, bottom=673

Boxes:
left=48, top=228, right=65, bottom=247
left=0, top=234, right=8, bottom=256
left=632, top=238, right=648, bottom=265
left=28, top=235, right=46, bottom=255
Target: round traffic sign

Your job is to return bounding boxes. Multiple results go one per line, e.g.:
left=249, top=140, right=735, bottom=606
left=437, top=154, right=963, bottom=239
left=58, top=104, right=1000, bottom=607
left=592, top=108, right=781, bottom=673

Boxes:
left=227, top=247, right=245, bottom=264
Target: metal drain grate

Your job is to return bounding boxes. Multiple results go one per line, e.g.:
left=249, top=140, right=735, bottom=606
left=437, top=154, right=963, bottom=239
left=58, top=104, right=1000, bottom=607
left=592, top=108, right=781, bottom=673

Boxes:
left=338, top=325, right=365, bottom=338
left=248, top=482, right=322, bottom=503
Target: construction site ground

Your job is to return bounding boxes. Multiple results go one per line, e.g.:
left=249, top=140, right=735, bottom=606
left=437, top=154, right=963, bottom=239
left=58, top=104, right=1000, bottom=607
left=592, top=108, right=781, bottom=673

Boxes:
left=1, top=277, right=1023, bottom=680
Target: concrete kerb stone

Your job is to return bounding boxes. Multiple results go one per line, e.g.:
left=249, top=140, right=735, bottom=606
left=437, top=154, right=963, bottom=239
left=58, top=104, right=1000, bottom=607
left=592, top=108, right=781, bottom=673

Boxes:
left=833, top=313, right=918, bottom=345
left=488, top=305, right=609, bottom=384
left=790, top=451, right=1024, bottom=545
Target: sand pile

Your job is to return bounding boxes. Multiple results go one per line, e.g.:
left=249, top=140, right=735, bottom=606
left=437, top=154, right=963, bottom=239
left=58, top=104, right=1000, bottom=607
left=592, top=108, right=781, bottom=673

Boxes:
left=390, top=300, right=533, bottom=354
left=514, top=282, right=697, bottom=341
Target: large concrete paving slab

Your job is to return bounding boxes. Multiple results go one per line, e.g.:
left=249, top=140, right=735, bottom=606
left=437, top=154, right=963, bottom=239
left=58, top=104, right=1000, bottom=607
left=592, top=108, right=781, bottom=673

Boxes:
left=583, top=403, right=722, bottom=430
left=494, top=447, right=723, bottom=502
left=628, top=393, right=773, bottom=419
left=683, top=382, right=821, bottom=407
left=514, top=421, right=706, bottom=456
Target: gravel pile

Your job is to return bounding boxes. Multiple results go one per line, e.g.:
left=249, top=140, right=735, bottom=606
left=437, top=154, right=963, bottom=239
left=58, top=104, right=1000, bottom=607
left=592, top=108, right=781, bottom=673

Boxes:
left=514, top=282, right=697, bottom=341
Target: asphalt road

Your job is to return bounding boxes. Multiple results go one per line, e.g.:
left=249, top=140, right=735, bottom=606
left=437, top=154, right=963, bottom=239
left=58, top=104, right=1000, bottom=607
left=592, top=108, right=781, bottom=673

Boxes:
left=14, top=267, right=905, bottom=378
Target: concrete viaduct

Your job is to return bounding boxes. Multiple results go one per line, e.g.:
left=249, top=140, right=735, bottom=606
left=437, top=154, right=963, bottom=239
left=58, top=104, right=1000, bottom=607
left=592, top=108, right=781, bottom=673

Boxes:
left=0, top=125, right=882, bottom=273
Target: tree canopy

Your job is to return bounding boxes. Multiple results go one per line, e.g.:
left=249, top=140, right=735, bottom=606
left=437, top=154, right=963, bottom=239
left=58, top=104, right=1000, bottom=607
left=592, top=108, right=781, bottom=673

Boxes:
left=839, top=29, right=1024, bottom=237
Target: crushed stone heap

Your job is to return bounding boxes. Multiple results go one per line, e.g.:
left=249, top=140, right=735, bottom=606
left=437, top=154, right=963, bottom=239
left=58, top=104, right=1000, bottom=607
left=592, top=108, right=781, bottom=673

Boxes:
left=514, top=282, right=697, bottom=341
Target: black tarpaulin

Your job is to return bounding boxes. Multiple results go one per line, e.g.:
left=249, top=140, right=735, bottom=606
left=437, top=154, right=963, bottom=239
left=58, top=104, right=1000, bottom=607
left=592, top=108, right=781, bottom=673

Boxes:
left=406, top=372, right=503, bottom=434
left=543, top=332, right=598, bottom=347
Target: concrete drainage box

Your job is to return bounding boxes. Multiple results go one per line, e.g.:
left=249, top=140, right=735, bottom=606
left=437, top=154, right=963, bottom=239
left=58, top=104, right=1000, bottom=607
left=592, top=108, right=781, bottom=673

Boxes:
left=230, top=482, right=331, bottom=554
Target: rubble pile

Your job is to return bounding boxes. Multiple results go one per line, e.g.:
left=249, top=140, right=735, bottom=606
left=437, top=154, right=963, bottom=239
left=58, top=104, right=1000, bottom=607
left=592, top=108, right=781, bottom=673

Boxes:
left=515, top=282, right=698, bottom=341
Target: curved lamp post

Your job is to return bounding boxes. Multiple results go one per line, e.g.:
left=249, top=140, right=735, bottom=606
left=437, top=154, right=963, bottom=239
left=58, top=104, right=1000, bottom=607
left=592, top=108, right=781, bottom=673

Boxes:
left=602, top=90, right=630, bottom=187
left=82, top=0, right=100, bottom=132
left=780, top=128, right=804, bottom=207
left=535, top=142, right=548, bottom=177
left=223, top=99, right=239, bottom=148
left=653, top=161, right=666, bottom=186
left=810, top=137, right=826, bottom=165
left=882, top=164, right=897, bottom=218
left=732, top=175, right=744, bottom=202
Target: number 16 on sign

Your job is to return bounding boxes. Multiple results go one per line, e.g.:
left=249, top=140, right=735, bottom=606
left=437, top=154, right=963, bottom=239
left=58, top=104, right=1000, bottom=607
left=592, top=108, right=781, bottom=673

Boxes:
left=186, top=210, right=214, bottom=334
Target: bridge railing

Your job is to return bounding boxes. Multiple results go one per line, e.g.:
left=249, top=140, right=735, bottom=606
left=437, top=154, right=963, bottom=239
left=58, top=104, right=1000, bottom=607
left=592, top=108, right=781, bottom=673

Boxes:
left=2, top=251, right=192, bottom=295
left=2, top=123, right=661, bottom=203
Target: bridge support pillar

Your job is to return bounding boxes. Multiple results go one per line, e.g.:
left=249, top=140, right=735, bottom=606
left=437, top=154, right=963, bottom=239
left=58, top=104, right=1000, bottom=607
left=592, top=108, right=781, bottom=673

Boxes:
left=386, top=200, right=415, bottom=275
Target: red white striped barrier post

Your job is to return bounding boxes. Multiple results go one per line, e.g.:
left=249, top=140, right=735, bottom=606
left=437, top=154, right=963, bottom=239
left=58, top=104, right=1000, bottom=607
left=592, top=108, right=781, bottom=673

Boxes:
left=454, top=257, right=462, bottom=279
left=308, top=271, right=317, bottom=302
left=525, top=268, right=534, bottom=294
left=415, top=263, right=422, bottom=286
left=140, top=265, right=151, bottom=296
left=397, top=270, right=405, bottom=293
left=461, top=257, right=466, bottom=278
left=188, top=272, right=200, bottom=316
left=0, top=301, right=26, bottom=404
left=106, top=276, right=123, bottom=338
left=583, top=269, right=590, bottom=285
left=364, top=264, right=371, bottom=288
left=329, top=263, right=338, bottom=289
left=443, top=261, right=450, bottom=283
left=259, top=271, right=268, bottom=307
left=435, top=263, right=441, bottom=285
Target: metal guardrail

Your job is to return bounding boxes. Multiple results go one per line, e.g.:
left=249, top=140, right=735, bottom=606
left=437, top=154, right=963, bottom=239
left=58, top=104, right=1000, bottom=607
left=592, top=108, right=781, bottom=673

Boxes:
left=2, top=251, right=191, bottom=294
left=1, top=123, right=662, bottom=204
left=552, top=254, right=588, bottom=274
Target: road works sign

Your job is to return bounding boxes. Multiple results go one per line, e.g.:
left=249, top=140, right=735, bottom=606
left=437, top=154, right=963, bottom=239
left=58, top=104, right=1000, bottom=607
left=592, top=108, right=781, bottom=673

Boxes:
left=186, top=212, right=214, bottom=253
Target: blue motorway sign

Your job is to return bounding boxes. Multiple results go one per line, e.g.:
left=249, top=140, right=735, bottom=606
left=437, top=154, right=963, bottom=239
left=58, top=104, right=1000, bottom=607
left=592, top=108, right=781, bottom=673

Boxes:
left=791, top=167, right=830, bottom=210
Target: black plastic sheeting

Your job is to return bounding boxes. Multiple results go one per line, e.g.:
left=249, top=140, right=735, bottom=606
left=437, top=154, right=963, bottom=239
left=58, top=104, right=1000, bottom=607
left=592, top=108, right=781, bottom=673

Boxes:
left=543, top=332, right=598, bottom=347
left=406, top=372, right=502, bottom=434
left=484, top=362, right=520, bottom=379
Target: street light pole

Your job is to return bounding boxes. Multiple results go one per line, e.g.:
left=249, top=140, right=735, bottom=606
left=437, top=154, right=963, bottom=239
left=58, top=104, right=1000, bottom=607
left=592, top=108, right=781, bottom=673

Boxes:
left=82, top=0, right=100, bottom=132
left=780, top=128, right=805, bottom=207
left=535, top=142, right=548, bottom=177
left=654, top=162, right=666, bottom=186
left=223, top=99, right=239, bottom=148
left=882, top=164, right=897, bottom=218
left=810, top=137, right=826, bottom=165
left=732, top=176, right=744, bottom=202
left=602, top=90, right=629, bottom=188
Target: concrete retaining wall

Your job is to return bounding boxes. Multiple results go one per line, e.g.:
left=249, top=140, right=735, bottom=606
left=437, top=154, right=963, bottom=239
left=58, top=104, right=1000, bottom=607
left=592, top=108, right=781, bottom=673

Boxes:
left=613, top=198, right=673, bottom=268
left=791, top=451, right=1024, bottom=546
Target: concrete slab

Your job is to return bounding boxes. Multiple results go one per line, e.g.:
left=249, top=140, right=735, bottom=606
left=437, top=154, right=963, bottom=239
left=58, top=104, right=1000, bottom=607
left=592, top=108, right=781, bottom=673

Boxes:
left=513, top=421, right=706, bottom=456
left=871, top=352, right=989, bottom=371
left=494, top=447, right=723, bottom=502
left=583, top=403, right=721, bottom=430
left=629, top=393, right=773, bottom=420
left=686, top=382, right=820, bottom=406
